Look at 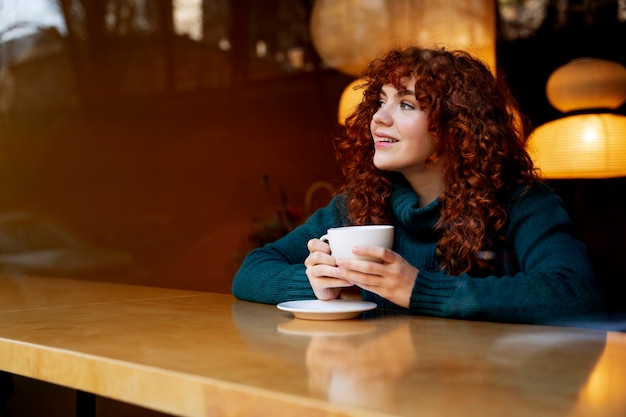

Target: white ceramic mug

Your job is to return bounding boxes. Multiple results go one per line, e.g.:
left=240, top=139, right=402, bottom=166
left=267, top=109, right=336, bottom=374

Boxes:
left=320, top=225, right=394, bottom=262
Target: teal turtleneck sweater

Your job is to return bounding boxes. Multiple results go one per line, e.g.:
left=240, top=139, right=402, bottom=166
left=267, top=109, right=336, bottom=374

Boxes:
left=232, top=178, right=604, bottom=325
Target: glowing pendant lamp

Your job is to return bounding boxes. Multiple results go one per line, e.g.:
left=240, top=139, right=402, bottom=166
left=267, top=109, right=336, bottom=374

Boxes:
left=529, top=58, right=626, bottom=179
left=309, top=0, right=496, bottom=125
left=310, top=0, right=495, bottom=76
left=337, top=78, right=366, bottom=125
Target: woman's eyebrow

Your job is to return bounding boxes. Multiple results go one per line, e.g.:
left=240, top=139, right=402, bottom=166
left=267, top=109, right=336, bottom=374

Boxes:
left=397, top=89, right=415, bottom=97
left=380, top=86, right=415, bottom=98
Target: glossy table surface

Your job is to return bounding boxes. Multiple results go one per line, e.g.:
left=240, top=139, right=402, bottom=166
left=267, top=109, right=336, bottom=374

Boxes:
left=0, top=275, right=625, bottom=417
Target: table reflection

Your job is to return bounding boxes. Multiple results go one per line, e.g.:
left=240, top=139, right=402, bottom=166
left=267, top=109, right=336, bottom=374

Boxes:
left=231, top=301, right=614, bottom=417
left=292, top=318, right=608, bottom=415
left=303, top=320, right=416, bottom=409
left=568, top=331, right=626, bottom=416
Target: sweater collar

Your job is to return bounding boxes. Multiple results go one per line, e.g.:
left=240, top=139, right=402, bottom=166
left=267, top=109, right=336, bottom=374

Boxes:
left=390, top=174, right=440, bottom=236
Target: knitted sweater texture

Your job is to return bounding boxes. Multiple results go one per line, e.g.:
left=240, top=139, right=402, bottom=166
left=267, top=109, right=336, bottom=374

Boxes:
left=232, top=178, right=604, bottom=325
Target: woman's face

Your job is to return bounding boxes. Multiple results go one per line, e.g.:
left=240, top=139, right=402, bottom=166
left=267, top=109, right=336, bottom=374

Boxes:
left=370, top=77, right=440, bottom=180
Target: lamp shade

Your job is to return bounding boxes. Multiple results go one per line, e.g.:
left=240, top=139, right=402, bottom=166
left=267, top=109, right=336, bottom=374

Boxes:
left=310, top=0, right=495, bottom=77
left=546, top=58, right=626, bottom=113
left=338, top=78, right=366, bottom=125
left=529, top=113, right=626, bottom=179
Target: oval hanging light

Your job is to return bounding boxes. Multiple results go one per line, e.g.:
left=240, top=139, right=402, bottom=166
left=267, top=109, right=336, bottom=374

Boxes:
left=529, top=58, right=626, bottom=179
left=546, top=58, right=626, bottom=113
left=310, top=0, right=496, bottom=77
left=313, top=0, right=496, bottom=125
left=530, top=113, right=626, bottom=179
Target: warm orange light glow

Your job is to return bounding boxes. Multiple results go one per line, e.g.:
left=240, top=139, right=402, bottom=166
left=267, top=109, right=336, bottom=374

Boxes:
left=338, top=78, right=366, bottom=125
left=531, top=57, right=626, bottom=179
left=567, top=332, right=626, bottom=416
left=310, top=0, right=496, bottom=77
left=546, top=58, right=626, bottom=113
left=528, top=113, right=626, bottom=179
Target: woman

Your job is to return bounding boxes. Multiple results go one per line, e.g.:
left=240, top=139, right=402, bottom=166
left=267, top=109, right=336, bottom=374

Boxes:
left=232, top=47, right=604, bottom=325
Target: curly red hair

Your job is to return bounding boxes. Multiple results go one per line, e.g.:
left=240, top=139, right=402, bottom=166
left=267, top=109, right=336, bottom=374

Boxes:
left=334, top=47, right=539, bottom=275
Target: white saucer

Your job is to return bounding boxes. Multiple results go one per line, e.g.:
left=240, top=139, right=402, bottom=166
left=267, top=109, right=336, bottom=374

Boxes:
left=276, top=299, right=377, bottom=320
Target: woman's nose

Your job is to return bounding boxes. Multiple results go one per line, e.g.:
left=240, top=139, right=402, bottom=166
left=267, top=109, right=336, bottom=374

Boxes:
left=372, top=107, right=391, bottom=125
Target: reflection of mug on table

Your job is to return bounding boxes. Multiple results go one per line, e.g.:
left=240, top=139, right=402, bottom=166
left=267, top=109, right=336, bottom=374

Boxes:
left=320, top=225, right=394, bottom=262
left=305, top=322, right=416, bottom=410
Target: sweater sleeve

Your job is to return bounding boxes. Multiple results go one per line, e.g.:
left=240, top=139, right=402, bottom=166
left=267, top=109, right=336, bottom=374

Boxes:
left=231, top=196, right=347, bottom=304
left=409, top=184, right=605, bottom=325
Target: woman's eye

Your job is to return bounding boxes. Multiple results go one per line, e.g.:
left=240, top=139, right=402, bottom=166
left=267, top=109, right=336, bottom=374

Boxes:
left=376, top=99, right=385, bottom=108
left=400, top=101, right=415, bottom=110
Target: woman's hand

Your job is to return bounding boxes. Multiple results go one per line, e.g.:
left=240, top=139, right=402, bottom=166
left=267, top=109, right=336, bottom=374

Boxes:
left=304, top=238, right=356, bottom=300
left=335, top=246, right=419, bottom=308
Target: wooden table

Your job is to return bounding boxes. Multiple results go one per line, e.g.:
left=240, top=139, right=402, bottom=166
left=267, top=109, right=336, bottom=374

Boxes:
left=0, top=275, right=625, bottom=417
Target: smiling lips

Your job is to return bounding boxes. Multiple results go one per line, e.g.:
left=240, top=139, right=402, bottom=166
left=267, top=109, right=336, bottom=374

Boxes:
left=373, top=134, right=398, bottom=147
